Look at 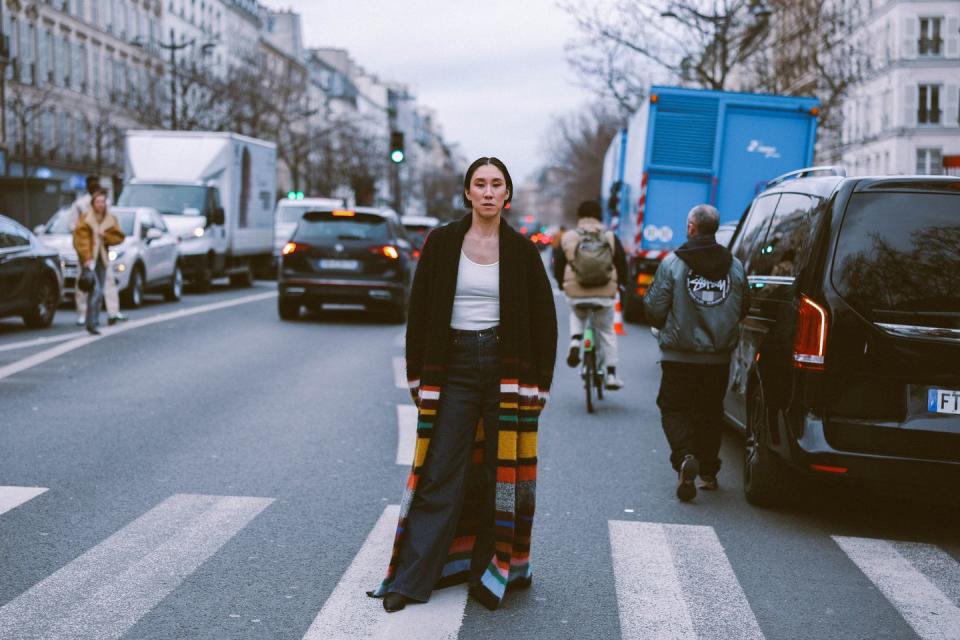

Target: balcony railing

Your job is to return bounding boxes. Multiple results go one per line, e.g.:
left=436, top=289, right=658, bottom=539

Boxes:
left=918, top=109, right=942, bottom=125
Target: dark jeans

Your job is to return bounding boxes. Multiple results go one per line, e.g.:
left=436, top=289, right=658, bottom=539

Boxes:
left=85, top=259, right=107, bottom=331
left=390, top=327, right=500, bottom=602
left=656, top=361, right=729, bottom=476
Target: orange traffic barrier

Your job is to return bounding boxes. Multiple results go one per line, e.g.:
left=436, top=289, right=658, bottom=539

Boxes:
left=614, top=293, right=627, bottom=336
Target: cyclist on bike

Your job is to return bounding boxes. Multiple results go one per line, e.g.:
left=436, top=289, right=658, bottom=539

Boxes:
left=552, top=200, right=628, bottom=390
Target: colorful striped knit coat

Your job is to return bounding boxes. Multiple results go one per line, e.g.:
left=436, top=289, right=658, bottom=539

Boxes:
left=370, top=213, right=558, bottom=608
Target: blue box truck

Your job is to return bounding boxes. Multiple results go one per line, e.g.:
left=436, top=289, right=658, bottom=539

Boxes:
left=600, top=86, right=819, bottom=319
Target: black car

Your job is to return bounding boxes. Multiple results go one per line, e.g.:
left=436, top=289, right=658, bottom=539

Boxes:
left=277, top=208, right=415, bottom=322
left=723, top=168, right=960, bottom=506
left=0, top=214, right=63, bottom=328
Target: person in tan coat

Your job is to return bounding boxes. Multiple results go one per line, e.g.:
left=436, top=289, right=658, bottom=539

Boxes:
left=552, top=200, right=628, bottom=389
left=73, top=190, right=125, bottom=335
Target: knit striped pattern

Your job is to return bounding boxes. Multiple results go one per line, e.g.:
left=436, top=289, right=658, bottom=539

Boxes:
left=370, top=370, right=545, bottom=606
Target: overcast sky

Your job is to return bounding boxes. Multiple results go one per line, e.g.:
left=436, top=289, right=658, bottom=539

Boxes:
left=259, top=0, right=593, bottom=183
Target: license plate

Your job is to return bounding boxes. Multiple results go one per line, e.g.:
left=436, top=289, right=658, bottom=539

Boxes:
left=319, top=259, right=359, bottom=271
left=928, top=388, right=960, bottom=415
left=64, top=267, right=77, bottom=278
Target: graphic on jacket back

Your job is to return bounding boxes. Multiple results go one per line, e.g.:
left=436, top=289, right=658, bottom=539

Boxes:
left=685, top=270, right=731, bottom=307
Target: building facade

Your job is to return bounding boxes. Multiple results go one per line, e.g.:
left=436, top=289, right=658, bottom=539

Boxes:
left=841, top=0, right=960, bottom=175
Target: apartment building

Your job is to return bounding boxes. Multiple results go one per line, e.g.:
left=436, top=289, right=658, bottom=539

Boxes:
left=841, top=0, right=960, bottom=175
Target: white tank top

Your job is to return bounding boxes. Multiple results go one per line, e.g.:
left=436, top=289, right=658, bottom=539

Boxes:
left=450, top=251, right=500, bottom=330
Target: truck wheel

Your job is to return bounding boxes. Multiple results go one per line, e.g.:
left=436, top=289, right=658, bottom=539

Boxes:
left=743, top=385, right=791, bottom=507
left=22, top=275, right=59, bottom=328
left=278, top=297, right=300, bottom=320
left=164, top=264, right=184, bottom=302
left=121, top=266, right=145, bottom=308
left=229, top=264, right=254, bottom=288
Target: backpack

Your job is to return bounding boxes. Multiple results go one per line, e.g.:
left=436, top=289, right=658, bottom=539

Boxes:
left=571, top=227, right=614, bottom=288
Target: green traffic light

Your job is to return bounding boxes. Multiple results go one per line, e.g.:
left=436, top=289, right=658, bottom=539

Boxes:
left=287, top=191, right=296, bottom=199
left=390, top=150, right=405, bottom=164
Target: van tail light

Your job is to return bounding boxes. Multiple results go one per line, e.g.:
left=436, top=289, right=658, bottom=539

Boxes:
left=793, top=296, right=828, bottom=371
left=369, top=245, right=400, bottom=259
left=282, top=241, right=309, bottom=256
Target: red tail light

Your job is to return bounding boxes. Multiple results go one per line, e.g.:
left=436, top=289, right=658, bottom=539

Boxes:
left=369, top=245, right=400, bottom=259
left=282, top=241, right=309, bottom=256
left=793, top=296, right=828, bottom=371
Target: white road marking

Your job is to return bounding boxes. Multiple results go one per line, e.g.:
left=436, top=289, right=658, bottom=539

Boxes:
left=0, top=493, right=273, bottom=640
left=834, top=536, right=960, bottom=640
left=0, top=291, right=277, bottom=383
left=393, top=356, right=406, bottom=389
left=609, top=521, right=765, bottom=640
left=393, top=330, right=405, bottom=349
left=0, top=486, right=48, bottom=517
left=396, top=405, right=418, bottom=466
left=0, top=331, right=85, bottom=353
left=303, top=505, right=467, bottom=640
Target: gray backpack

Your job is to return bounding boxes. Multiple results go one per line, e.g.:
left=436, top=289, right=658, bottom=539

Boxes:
left=571, top=228, right=614, bottom=287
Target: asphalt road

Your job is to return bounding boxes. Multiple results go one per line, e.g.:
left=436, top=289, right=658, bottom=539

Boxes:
left=0, top=277, right=956, bottom=639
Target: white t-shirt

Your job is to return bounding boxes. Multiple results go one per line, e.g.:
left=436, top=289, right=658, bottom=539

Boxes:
left=450, top=251, right=500, bottom=330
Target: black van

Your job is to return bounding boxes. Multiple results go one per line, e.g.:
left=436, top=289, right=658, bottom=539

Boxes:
left=723, top=167, right=960, bottom=506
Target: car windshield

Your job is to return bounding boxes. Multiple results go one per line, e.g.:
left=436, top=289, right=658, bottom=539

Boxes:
left=118, top=185, right=206, bottom=216
left=45, top=209, right=74, bottom=234
left=278, top=204, right=327, bottom=224
left=832, top=192, right=960, bottom=328
left=45, top=208, right=135, bottom=236
left=293, top=212, right=388, bottom=242
left=403, top=225, right=432, bottom=248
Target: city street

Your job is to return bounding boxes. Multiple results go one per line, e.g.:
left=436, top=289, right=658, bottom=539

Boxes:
left=1, top=279, right=956, bottom=640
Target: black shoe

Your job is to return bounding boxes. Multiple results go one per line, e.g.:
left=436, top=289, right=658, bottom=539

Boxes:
left=698, top=475, right=719, bottom=491
left=86, top=326, right=101, bottom=336
left=566, top=342, right=581, bottom=368
left=468, top=585, right=500, bottom=611
left=676, top=455, right=699, bottom=502
left=383, top=592, right=409, bottom=613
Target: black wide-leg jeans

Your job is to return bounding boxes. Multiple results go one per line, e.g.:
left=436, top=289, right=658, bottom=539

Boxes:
left=390, top=327, right=500, bottom=602
left=656, top=361, right=729, bottom=476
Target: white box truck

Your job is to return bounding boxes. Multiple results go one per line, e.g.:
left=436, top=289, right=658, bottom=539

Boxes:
left=118, top=130, right=277, bottom=290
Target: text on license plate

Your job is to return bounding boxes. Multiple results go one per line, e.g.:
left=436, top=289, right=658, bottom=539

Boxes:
left=928, top=389, right=960, bottom=415
left=319, top=259, right=359, bottom=271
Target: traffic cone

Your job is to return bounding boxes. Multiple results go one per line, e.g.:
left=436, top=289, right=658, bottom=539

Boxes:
left=614, top=293, right=627, bottom=336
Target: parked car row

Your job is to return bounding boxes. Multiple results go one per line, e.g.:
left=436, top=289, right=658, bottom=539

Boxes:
left=0, top=214, right=62, bottom=328
left=714, top=169, right=960, bottom=506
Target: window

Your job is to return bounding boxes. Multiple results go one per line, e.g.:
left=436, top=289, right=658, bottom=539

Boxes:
left=78, top=43, right=87, bottom=92
left=918, top=84, right=941, bottom=124
left=0, top=220, right=32, bottom=249
left=919, top=17, right=943, bottom=56
left=748, top=194, right=820, bottom=279
left=20, top=21, right=34, bottom=84
left=916, top=148, right=944, bottom=174
left=732, top=194, right=779, bottom=269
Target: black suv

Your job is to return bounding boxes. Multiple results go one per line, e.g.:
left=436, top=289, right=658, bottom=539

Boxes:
left=0, top=214, right=62, bottom=328
left=277, top=208, right=415, bottom=322
left=723, top=168, right=960, bottom=506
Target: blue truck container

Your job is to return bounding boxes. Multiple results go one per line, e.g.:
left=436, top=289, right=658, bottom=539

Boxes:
left=600, top=86, right=819, bottom=319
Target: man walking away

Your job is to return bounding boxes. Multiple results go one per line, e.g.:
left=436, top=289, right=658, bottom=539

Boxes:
left=68, top=177, right=126, bottom=326
left=644, top=204, right=748, bottom=501
left=553, top=200, right=628, bottom=390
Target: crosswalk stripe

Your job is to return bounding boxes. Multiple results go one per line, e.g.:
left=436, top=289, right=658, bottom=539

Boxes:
left=303, top=505, right=467, bottom=640
left=0, top=486, right=48, bottom=517
left=393, top=356, right=407, bottom=389
left=609, top=521, right=765, bottom=640
left=0, top=493, right=273, bottom=640
left=396, top=405, right=418, bottom=466
left=833, top=536, right=960, bottom=640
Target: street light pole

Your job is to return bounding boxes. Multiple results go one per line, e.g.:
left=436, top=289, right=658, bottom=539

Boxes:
left=155, top=33, right=194, bottom=131
left=0, top=0, right=8, bottom=173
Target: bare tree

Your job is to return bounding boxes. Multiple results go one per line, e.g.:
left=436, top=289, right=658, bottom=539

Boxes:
left=562, top=0, right=772, bottom=97
left=540, top=100, right=623, bottom=222
left=5, top=81, right=58, bottom=209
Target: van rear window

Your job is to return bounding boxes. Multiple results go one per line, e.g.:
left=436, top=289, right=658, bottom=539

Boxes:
left=293, top=212, right=388, bottom=242
left=832, top=192, right=960, bottom=328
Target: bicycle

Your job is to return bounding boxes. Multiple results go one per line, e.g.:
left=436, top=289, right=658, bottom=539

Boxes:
left=575, top=303, right=606, bottom=413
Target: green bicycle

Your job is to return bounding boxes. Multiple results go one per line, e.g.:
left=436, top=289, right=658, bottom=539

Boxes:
left=576, top=303, right=606, bottom=413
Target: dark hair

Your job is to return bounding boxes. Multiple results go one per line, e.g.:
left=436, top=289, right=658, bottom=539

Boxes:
left=91, top=189, right=108, bottom=202
left=462, top=157, right=513, bottom=209
left=576, top=200, right=602, bottom=220
left=86, top=175, right=100, bottom=192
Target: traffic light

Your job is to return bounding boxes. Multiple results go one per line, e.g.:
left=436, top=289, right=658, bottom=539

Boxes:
left=287, top=191, right=304, bottom=200
left=390, top=131, right=405, bottom=164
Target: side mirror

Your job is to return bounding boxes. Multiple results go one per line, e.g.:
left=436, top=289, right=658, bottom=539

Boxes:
left=145, top=228, right=163, bottom=241
left=209, top=207, right=225, bottom=226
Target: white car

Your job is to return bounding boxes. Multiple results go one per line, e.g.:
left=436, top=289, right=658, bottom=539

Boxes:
left=38, top=206, right=183, bottom=307
left=400, top=215, right=440, bottom=254
left=272, top=197, right=343, bottom=269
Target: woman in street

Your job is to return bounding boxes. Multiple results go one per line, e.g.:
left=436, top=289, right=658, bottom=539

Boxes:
left=369, top=157, right=557, bottom=612
left=73, top=190, right=125, bottom=335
